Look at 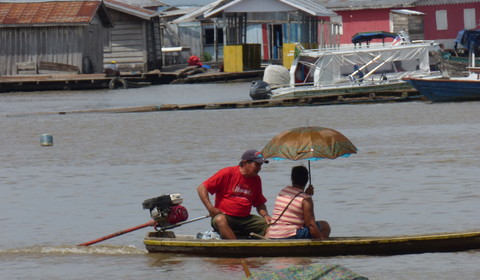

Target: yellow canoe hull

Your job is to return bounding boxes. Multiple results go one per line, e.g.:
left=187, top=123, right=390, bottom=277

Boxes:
left=144, top=230, right=480, bottom=257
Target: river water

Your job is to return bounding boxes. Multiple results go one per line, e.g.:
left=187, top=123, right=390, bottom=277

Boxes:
left=1, top=83, right=479, bottom=279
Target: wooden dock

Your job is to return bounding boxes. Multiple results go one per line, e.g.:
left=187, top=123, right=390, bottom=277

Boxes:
left=168, top=69, right=264, bottom=84
left=0, top=71, right=162, bottom=93
left=158, top=64, right=264, bottom=84
left=0, top=67, right=263, bottom=93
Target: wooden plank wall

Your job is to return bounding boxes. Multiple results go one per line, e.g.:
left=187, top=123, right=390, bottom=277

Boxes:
left=145, top=17, right=162, bottom=70
left=0, top=26, right=84, bottom=76
left=0, top=14, right=106, bottom=76
left=392, top=13, right=424, bottom=41
left=104, top=11, right=148, bottom=73
left=84, top=15, right=108, bottom=74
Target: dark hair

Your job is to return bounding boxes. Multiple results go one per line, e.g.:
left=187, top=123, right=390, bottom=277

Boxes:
left=291, top=166, right=309, bottom=187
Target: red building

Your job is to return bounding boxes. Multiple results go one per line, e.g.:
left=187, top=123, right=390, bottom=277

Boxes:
left=415, top=0, right=479, bottom=43
left=322, top=0, right=480, bottom=48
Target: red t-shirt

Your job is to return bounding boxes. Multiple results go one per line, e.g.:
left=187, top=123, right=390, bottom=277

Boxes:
left=203, top=166, right=266, bottom=217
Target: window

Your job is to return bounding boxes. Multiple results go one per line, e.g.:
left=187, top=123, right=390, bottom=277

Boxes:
left=464, top=8, right=476, bottom=29
left=204, top=28, right=224, bottom=45
left=330, top=15, right=343, bottom=35
left=436, top=10, right=448, bottom=30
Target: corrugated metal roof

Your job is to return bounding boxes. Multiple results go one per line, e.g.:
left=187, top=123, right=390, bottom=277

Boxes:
left=104, top=0, right=159, bottom=20
left=123, top=0, right=167, bottom=8
left=391, top=9, right=424, bottom=15
left=0, top=1, right=102, bottom=25
left=318, top=0, right=418, bottom=10
left=318, top=0, right=480, bottom=10
left=162, top=7, right=197, bottom=18
left=283, top=0, right=336, bottom=16
left=171, top=0, right=223, bottom=23
left=204, top=0, right=336, bottom=18
left=415, top=0, right=480, bottom=5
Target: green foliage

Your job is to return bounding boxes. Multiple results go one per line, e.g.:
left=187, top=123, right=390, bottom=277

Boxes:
left=201, top=52, right=212, bottom=62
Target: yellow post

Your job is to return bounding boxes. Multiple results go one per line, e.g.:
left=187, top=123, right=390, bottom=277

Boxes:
left=224, top=45, right=243, bottom=72
left=224, top=44, right=261, bottom=72
left=282, top=43, right=297, bottom=69
left=283, top=43, right=317, bottom=69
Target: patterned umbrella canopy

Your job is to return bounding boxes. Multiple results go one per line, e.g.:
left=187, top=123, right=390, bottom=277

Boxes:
left=261, top=126, right=357, bottom=161
left=261, top=126, right=357, bottom=184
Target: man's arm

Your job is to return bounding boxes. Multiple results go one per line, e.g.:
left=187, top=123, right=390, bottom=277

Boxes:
left=302, top=197, right=326, bottom=239
left=256, top=203, right=271, bottom=223
left=197, top=184, right=222, bottom=217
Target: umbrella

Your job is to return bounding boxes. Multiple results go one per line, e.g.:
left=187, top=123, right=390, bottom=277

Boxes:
left=261, top=126, right=357, bottom=183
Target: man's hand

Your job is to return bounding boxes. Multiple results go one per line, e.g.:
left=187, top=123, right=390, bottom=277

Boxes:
left=207, top=207, right=223, bottom=218
left=305, top=185, right=314, bottom=195
left=263, top=214, right=272, bottom=224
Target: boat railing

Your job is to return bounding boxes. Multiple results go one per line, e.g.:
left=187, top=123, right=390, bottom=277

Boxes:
left=298, top=41, right=438, bottom=57
left=272, top=82, right=315, bottom=89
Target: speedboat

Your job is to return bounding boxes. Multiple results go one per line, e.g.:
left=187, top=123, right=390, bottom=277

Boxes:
left=250, top=31, right=441, bottom=100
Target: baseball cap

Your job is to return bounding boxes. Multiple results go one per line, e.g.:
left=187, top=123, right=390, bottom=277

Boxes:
left=241, top=150, right=268, bottom=164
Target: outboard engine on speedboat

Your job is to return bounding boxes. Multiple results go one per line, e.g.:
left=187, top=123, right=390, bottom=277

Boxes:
left=142, top=193, right=188, bottom=228
left=249, top=80, right=272, bottom=100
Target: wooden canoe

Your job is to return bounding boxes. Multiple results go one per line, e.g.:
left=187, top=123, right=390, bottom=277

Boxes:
left=144, top=230, right=480, bottom=257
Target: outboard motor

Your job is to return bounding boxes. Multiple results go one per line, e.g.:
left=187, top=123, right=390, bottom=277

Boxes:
left=249, top=80, right=272, bottom=100
left=142, top=193, right=188, bottom=229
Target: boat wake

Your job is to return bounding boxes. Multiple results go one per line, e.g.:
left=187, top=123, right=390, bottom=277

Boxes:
left=0, top=244, right=147, bottom=256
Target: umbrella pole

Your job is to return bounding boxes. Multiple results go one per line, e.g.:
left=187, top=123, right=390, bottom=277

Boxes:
left=308, top=160, right=312, bottom=186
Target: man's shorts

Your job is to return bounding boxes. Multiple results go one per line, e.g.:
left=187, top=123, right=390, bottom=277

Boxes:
left=211, top=214, right=268, bottom=237
left=288, top=221, right=323, bottom=239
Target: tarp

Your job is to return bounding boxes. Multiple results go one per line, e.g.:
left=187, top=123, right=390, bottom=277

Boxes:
left=244, top=264, right=368, bottom=280
left=455, top=30, right=480, bottom=52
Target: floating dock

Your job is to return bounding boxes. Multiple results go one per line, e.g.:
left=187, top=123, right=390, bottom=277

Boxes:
left=5, top=89, right=422, bottom=117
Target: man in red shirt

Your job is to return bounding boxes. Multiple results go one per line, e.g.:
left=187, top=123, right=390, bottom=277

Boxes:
left=197, top=150, right=271, bottom=239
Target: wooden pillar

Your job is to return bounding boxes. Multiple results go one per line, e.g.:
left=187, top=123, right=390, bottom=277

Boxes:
left=214, top=18, right=218, bottom=62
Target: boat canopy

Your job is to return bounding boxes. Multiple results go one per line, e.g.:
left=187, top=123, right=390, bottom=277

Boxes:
left=292, top=43, right=436, bottom=86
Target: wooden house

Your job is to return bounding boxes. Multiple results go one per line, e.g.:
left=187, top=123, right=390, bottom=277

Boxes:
left=103, top=0, right=163, bottom=73
left=165, top=1, right=223, bottom=66
left=0, top=1, right=113, bottom=76
left=169, top=0, right=338, bottom=69
left=203, top=0, right=338, bottom=62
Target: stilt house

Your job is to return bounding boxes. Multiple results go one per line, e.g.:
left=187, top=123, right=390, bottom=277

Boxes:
left=103, top=0, right=163, bottom=73
left=0, top=0, right=113, bottom=76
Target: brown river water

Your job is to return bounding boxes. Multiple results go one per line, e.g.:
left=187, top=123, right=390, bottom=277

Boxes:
left=1, top=83, right=479, bottom=279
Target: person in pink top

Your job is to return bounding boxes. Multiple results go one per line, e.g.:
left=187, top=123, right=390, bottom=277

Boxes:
left=197, top=150, right=271, bottom=239
left=266, top=166, right=331, bottom=240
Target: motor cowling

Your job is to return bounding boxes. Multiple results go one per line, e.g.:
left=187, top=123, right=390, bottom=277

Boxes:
left=142, top=194, right=188, bottom=228
left=249, top=80, right=272, bottom=100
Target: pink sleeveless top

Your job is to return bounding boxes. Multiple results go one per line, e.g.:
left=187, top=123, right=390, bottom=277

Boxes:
left=266, top=186, right=309, bottom=239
